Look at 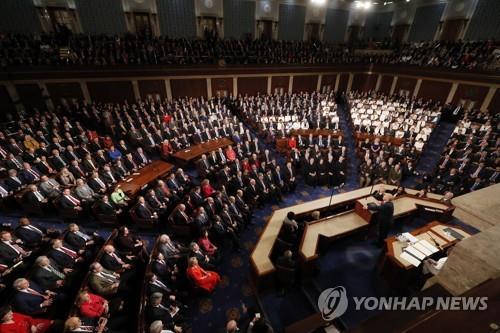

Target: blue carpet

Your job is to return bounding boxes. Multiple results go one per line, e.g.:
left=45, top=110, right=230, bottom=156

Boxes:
left=403, top=121, right=456, bottom=188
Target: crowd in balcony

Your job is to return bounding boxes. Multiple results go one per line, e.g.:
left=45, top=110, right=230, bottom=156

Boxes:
left=0, top=32, right=497, bottom=70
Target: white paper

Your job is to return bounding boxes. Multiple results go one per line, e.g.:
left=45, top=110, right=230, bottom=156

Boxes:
left=400, top=251, right=422, bottom=267
left=405, top=246, right=427, bottom=260
left=419, top=240, right=439, bottom=254
left=413, top=242, right=433, bottom=257
left=402, top=232, right=419, bottom=243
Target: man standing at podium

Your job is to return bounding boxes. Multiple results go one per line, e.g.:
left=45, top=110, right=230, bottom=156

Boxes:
left=363, top=193, right=394, bottom=247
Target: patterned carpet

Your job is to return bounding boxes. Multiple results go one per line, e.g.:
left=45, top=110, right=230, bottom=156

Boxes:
left=0, top=112, right=468, bottom=332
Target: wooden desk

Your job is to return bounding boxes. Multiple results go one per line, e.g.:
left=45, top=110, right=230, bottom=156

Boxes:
left=300, top=211, right=368, bottom=260
left=117, top=160, right=174, bottom=197
left=173, top=137, right=233, bottom=164
left=356, top=195, right=453, bottom=222
left=385, top=221, right=470, bottom=270
left=251, top=185, right=446, bottom=287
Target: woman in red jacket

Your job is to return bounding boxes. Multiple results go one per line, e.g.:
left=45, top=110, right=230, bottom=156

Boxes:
left=225, top=145, right=237, bottom=161
left=76, top=291, right=109, bottom=318
left=0, top=305, right=52, bottom=333
left=186, top=257, right=220, bottom=293
left=201, top=179, right=215, bottom=198
left=288, top=136, right=297, bottom=149
left=198, top=229, right=218, bottom=256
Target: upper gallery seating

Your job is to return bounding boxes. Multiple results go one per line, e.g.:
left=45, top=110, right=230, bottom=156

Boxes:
left=0, top=33, right=497, bottom=71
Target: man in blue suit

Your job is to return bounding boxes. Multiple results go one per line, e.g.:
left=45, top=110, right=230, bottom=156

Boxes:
left=12, top=278, right=54, bottom=316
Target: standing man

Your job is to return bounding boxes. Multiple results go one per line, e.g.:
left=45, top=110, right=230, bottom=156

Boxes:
left=363, top=193, right=394, bottom=247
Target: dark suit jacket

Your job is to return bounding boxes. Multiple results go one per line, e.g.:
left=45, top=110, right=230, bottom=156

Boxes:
left=14, top=225, right=45, bottom=248
left=59, top=195, right=79, bottom=209
left=32, top=264, right=62, bottom=290
left=100, top=253, right=123, bottom=272
left=5, top=177, right=24, bottom=191
left=367, top=201, right=394, bottom=226
left=12, top=281, right=46, bottom=315
left=0, top=241, right=21, bottom=266
left=64, top=232, right=87, bottom=251
left=48, top=248, right=75, bottom=268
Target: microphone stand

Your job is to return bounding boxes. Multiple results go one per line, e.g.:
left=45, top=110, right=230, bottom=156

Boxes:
left=328, top=182, right=336, bottom=207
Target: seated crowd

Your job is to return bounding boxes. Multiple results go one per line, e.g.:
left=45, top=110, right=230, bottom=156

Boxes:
left=427, top=109, right=499, bottom=195
left=349, top=92, right=445, bottom=188
left=236, top=91, right=340, bottom=142
left=0, top=32, right=497, bottom=70
left=0, top=219, right=112, bottom=333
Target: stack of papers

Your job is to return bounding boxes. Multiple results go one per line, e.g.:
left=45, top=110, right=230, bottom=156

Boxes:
left=399, top=240, right=440, bottom=267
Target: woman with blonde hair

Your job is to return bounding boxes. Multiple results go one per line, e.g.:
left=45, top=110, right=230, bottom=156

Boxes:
left=186, top=257, right=220, bottom=293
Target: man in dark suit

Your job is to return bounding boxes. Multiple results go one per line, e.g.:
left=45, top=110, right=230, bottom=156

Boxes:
left=47, top=239, right=82, bottom=269
left=20, top=163, right=41, bottom=184
left=49, top=149, right=68, bottom=170
left=0, top=231, right=30, bottom=267
left=5, top=169, right=25, bottom=192
left=100, top=245, right=133, bottom=273
left=23, top=184, right=50, bottom=213
left=12, top=278, right=54, bottom=316
left=64, top=223, right=102, bottom=259
left=59, top=188, right=84, bottom=212
left=14, top=217, right=49, bottom=249
left=32, top=256, right=67, bottom=291
left=363, top=193, right=395, bottom=247
left=135, top=196, right=158, bottom=221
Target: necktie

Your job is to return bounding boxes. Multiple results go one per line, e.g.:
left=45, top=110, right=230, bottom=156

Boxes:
left=76, top=231, right=91, bottom=241
left=6, top=241, right=25, bottom=255
left=26, top=288, right=44, bottom=297
left=13, top=159, right=22, bottom=169
left=490, top=172, right=498, bottom=182
left=29, top=169, right=40, bottom=180
left=66, top=195, right=80, bottom=206
left=34, top=191, right=44, bottom=201
left=111, top=253, right=123, bottom=264
left=472, top=167, right=481, bottom=178
left=61, top=247, right=78, bottom=258
left=0, top=186, right=8, bottom=197
left=26, top=225, right=43, bottom=235
left=47, top=265, right=65, bottom=279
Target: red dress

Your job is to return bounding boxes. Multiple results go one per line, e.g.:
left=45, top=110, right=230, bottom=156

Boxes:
left=288, top=137, right=297, bottom=149
left=0, top=313, right=51, bottom=333
left=186, top=266, right=220, bottom=292
left=160, top=142, right=173, bottom=159
left=201, top=184, right=215, bottom=198
left=199, top=237, right=217, bottom=256
left=79, top=293, right=107, bottom=318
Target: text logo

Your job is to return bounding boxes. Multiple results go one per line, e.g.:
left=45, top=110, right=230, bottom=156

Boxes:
left=318, top=286, right=348, bottom=320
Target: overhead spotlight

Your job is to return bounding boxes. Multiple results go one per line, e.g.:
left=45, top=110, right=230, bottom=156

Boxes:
left=406, top=0, right=410, bottom=2
left=311, top=0, right=327, bottom=5
left=363, top=1, right=372, bottom=9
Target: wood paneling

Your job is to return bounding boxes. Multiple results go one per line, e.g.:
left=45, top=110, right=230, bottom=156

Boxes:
left=237, top=77, right=267, bottom=96
left=0, top=85, right=15, bottom=122
left=87, top=81, right=135, bottom=103
left=351, top=73, right=377, bottom=92
left=46, top=82, right=83, bottom=103
left=452, top=83, right=489, bottom=106
left=394, top=77, right=417, bottom=95
left=292, top=75, right=318, bottom=92
left=271, top=76, right=289, bottom=93
left=211, top=78, right=233, bottom=97
left=379, top=75, right=393, bottom=94
left=338, top=73, right=349, bottom=93
left=489, top=89, right=500, bottom=114
left=418, top=80, right=452, bottom=103
left=171, top=79, right=207, bottom=98
left=16, top=84, right=45, bottom=110
left=138, top=80, right=166, bottom=100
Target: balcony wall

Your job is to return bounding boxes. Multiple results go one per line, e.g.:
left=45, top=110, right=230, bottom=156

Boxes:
left=0, top=64, right=498, bottom=112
